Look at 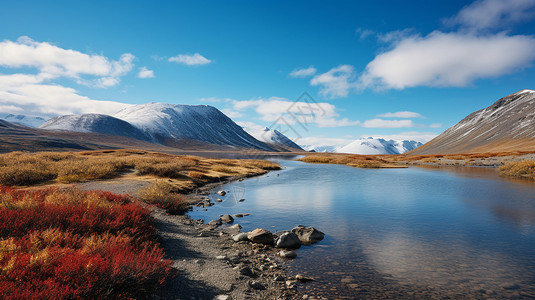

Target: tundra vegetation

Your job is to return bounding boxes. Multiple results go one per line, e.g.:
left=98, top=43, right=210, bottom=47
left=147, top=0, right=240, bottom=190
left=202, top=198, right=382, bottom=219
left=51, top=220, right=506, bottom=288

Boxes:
left=499, top=160, right=535, bottom=178
left=0, top=186, right=172, bottom=298
left=0, top=149, right=281, bottom=298
left=0, top=149, right=281, bottom=189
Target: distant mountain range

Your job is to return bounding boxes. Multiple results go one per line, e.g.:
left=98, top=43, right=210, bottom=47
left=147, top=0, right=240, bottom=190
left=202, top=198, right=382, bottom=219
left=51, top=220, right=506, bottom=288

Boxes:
left=0, top=114, right=48, bottom=128
left=240, top=123, right=303, bottom=151
left=35, top=103, right=301, bottom=152
left=410, top=89, right=535, bottom=155
left=337, top=138, right=423, bottom=155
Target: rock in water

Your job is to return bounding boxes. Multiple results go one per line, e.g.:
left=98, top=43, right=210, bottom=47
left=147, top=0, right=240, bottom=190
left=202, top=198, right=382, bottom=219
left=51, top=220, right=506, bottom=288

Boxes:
left=220, top=214, right=234, bottom=223
left=232, top=232, right=249, bottom=242
left=291, top=225, right=325, bottom=244
left=247, top=228, right=274, bottom=244
left=275, top=232, right=301, bottom=249
left=209, top=218, right=222, bottom=226
left=217, top=190, right=226, bottom=196
left=277, top=250, right=297, bottom=259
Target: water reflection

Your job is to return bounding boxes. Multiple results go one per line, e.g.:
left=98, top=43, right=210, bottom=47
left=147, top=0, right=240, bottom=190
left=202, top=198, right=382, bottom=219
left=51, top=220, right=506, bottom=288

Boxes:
left=189, top=160, right=535, bottom=297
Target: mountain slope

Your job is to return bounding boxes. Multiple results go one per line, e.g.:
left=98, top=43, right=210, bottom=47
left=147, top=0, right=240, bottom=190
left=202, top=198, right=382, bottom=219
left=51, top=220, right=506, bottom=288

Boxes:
left=40, top=114, right=151, bottom=141
left=114, top=103, right=276, bottom=151
left=240, top=123, right=304, bottom=151
left=0, top=119, right=177, bottom=153
left=410, top=89, right=535, bottom=155
left=337, top=137, right=422, bottom=154
left=0, top=114, right=48, bottom=127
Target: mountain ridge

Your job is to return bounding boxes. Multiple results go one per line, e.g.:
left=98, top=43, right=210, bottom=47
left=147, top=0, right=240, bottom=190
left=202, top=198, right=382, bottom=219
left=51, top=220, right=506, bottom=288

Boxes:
left=410, top=89, right=535, bottom=155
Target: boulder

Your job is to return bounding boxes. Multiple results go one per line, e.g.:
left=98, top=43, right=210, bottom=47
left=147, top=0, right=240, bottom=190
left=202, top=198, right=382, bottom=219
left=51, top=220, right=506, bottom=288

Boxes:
left=275, top=232, right=301, bottom=249
left=217, top=190, right=226, bottom=196
left=247, top=228, right=274, bottom=245
left=220, top=214, right=234, bottom=223
left=232, top=232, right=249, bottom=242
left=291, top=225, right=324, bottom=244
left=209, top=218, right=222, bottom=226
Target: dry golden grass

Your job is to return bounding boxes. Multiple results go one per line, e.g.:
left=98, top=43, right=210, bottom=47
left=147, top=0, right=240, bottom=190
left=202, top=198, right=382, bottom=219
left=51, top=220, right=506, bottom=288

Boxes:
left=298, top=154, right=404, bottom=169
left=499, top=160, right=535, bottom=178
left=138, top=180, right=188, bottom=214
left=0, top=149, right=281, bottom=188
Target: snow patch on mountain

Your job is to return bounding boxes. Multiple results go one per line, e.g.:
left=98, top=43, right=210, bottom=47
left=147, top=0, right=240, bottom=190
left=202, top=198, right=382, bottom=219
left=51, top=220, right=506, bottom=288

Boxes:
left=239, top=122, right=303, bottom=150
left=114, top=103, right=275, bottom=151
left=40, top=114, right=150, bottom=141
left=337, top=137, right=423, bottom=154
left=0, top=114, right=49, bottom=127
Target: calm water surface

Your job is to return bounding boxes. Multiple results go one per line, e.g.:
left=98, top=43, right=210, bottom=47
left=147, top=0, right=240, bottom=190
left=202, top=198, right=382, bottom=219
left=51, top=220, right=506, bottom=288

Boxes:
left=189, top=159, right=535, bottom=298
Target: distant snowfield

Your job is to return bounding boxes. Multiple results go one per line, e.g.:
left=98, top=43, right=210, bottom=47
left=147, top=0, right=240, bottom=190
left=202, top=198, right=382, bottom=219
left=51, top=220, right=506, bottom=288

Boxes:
left=0, top=114, right=49, bottom=128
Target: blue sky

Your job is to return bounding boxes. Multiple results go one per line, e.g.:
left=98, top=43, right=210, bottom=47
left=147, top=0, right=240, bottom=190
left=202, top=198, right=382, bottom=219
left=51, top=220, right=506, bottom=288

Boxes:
left=1, top=0, right=534, bottom=148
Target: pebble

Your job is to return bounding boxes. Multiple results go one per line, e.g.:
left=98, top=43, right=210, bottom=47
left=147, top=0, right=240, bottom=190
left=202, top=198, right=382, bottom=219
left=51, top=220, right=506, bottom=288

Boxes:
left=214, top=295, right=231, bottom=300
left=277, top=250, right=297, bottom=259
left=248, top=280, right=265, bottom=290
left=215, top=255, right=226, bottom=260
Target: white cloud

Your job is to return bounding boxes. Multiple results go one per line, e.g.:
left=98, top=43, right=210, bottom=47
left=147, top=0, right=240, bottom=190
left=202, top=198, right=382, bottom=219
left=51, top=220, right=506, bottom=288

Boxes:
left=361, top=119, right=417, bottom=128
left=445, top=0, right=535, bottom=31
left=289, top=66, right=317, bottom=77
left=0, top=73, right=131, bottom=117
left=168, top=53, right=211, bottom=65
left=429, top=123, right=442, bottom=128
left=355, top=28, right=375, bottom=40
left=137, top=67, right=154, bottom=78
left=377, top=111, right=424, bottom=118
left=221, top=108, right=242, bottom=118
left=310, top=65, right=355, bottom=98
left=231, top=97, right=359, bottom=128
left=0, top=37, right=134, bottom=117
left=0, top=37, right=134, bottom=87
left=360, top=131, right=438, bottom=143
left=303, top=1, right=535, bottom=96
left=359, top=32, right=535, bottom=90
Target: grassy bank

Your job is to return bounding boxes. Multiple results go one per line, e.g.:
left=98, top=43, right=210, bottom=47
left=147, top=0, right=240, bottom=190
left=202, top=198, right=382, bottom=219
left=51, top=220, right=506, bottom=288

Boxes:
left=297, top=154, right=405, bottom=168
left=499, top=160, right=535, bottom=179
left=0, top=186, right=172, bottom=298
left=0, top=149, right=280, bottom=192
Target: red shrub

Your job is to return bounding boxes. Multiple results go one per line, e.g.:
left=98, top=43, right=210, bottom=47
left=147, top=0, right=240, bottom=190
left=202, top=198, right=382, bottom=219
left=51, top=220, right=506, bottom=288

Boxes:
left=0, top=187, right=173, bottom=299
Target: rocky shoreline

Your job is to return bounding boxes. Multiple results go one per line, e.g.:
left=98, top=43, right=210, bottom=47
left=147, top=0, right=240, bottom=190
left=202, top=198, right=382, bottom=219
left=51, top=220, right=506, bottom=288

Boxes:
left=151, top=208, right=329, bottom=300
left=151, top=174, right=328, bottom=300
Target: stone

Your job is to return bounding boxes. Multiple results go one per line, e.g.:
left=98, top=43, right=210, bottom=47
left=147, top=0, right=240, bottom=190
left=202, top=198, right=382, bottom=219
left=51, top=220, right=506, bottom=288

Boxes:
left=217, top=190, right=226, bottom=196
left=238, top=198, right=245, bottom=202
left=220, top=214, right=234, bottom=223
left=214, top=295, right=231, bottom=300
left=247, top=228, right=274, bottom=245
left=295, top=274, right=314, bottom=282
left=274, top=275, right=285, bottom=281
left=217, top=198, right=223, bottom=202
left=277, top=250, right=297, bottom=259
left=232, top=233, right=249, bottom=242
left=209, top=218, right=222, bottom=226
left=239, top=266, right=256, bottom=277
left=215, top=255, right=226, bottom=260
left=291, top=225, right=325, bottom=244
left=275, top=232, right=301, bottom=249
left=248, top=280, right=265, bottom=290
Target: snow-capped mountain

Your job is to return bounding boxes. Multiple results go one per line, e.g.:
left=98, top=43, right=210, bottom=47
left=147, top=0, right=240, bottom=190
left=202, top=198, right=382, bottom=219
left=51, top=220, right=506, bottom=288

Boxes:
left=239, top=122, right=303, bottom=150
left=411, top=89, right=535, bottom=154
left=301, top=145, right=339, bottom=153
left=40, top=114, right=151, bottom=141
left=0, top=114, right=49, bottom=128
left=114, top=103, right=276, bottom=151
left=336, top=137, right=423, bottom=155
